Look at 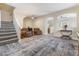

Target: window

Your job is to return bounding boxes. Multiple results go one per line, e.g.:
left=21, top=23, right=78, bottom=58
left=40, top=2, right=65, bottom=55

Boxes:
left=56, top=13, right=77, bottom=30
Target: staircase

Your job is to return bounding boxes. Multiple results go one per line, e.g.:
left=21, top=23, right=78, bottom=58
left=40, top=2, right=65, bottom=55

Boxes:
left=0, top=21, right=18, bottom=46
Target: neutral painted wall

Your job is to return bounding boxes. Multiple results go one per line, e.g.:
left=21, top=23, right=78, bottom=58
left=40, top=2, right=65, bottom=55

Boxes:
left=34, top=5, right=79, bottom=33
left=23, top=17, right=48, bottom=34
left=14, top=5, right=79, bottom=35
left=13, top=16, right=21, bottom=42
left=23, top=17, right=45, bottom=34
left=46, top=5, right=79, bottom=31
left=1, top=10, right=13, bottom=21
left=14, top=11, right=25, bottom=28
left=23, top=19, right=33, bottom=28
left=33, top=17, right=54, bottom=35
left=0, top=3, right=14, bottom=21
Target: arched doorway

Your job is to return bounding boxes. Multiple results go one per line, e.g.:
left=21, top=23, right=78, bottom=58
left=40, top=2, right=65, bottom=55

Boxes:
left=48, top=20, right=54, bottom=34
left=44, top=17, right=54, bottom=35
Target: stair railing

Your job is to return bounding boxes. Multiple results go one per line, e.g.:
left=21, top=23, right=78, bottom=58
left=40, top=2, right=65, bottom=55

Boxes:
left=13, top=17, right=22, bottom=42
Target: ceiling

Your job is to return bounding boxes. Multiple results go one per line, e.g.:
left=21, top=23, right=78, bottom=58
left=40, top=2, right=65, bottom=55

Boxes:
left=7, top=3, right=78, bottom=16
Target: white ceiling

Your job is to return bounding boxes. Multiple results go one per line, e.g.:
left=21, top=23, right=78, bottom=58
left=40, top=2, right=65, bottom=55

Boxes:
left=8, top=3, right=78, bottom=16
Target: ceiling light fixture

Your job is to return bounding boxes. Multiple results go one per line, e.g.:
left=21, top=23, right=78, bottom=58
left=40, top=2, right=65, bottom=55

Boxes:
left=31, top=16, right=35, bottom=19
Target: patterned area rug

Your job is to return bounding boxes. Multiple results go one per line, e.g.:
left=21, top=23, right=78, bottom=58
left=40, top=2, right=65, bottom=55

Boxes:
left=0, top=35, right=78, bottom=56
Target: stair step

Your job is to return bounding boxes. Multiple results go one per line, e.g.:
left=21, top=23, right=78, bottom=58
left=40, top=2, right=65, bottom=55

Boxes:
left=0, top=29, right=16, bottom=32
left=0, top=30, right=16, bottom=32
left=1, top=22, right=13, bottom=23
left=0, top=35, right=17, bottom=41
left=1, top=23, right=13, bottom=25
left=0, top=28, right=15, bottom=29
left=0, top=28, right=15, bottom=31
left=1, top=23, right=13, bottom=26
left=0, top=38, right=18, bottom=46
left=0, top=21, right=18, bottom=46
left=1, top=24, right=13, bottom=26
left=1, top=21, right=13, bottom=23
left=1, top=22, right=14, bottom=28
left=0, top=27, right=15, bottom=30
left=0, top=27, right=15, bottom=29
left=1, top=27, right=14, bottom=29
left=0, top=31, right=16, bottom=33
left=1, top=26, right=13, bottom=27
left=0, top=32, right=16, bottom=36
left=1, top=25, right=14, bottom=27
left=1, top=22, right=13, bottom=24
left=1, top=26, right=14, bottom=28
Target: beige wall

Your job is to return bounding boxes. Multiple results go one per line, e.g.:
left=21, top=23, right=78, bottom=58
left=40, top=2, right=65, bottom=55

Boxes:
left=33, top=17, right=44, bottom=31
left=23, top=18, right=33, bottom=28
left=35, top=5, right=79, bottom=33
left=0, top=3, right=14, bottom=21
left=23, top=17, right=47, bottom=34
left=1, top=10, right=13, bottom=21
left=22, top=15, right=55, bottom=34
left=13, top=11, right=25, bottom=28
left=14, top=4, right=79, bottom=34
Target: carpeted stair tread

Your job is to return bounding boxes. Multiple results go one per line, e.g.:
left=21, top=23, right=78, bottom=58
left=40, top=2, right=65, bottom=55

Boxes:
left=0, top=32, right=16, bottom=36
left=0, top=38, right=18, bottom=46
left=0, top=35, right=17, bottom=41
left=0, top=21, right=18, bottom=45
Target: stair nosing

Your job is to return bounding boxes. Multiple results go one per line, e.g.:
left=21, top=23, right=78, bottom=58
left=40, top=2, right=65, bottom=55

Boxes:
left=0, top=29, right=16, bottom=31
left=0, top=38, right=18, bottom=43
left=0, top=28, right=15, bottom=29
left=0, top=35, right=17, bottom=39
left=0, top=32, right=16, bottom=36
left=0, top=32, right=16, bottom=34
